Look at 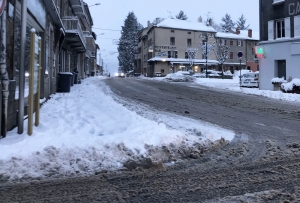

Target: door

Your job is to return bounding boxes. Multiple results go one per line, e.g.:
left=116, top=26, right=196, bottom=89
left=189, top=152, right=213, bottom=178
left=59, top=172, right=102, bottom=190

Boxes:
left=277, top=60, right=286, bottom=79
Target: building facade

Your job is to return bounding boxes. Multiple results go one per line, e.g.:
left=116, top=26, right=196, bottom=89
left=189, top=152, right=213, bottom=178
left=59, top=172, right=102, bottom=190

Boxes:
left=258, top=0, right=300, bottom=90
left=137, top=19, right=219, bottom=77
left=215, top=28, right=259, bottom=73
left=136, top=18, right=259, bottom=77
left=1, top=0, right=99, bottom=137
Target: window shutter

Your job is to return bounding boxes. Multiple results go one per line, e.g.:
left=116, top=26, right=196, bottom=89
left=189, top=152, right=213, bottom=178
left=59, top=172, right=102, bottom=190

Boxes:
left=175, top=51, right=178, bottom=58
left=285, top=17, right=291, bottom=38
left=241, top=41, right=243, bottom=46
left=168, top=51, right=171, bottom=58
left=268, top=20, right=274, bottom=40
left=236, top=41, right=238, bottom=46
left=294, top=16, right=300, bottom=37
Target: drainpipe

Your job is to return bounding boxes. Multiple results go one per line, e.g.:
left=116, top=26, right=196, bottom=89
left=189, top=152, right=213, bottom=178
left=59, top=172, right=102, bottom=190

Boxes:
left=0, top=3, right=8, bottom=137
left=18, top=0, right=27, bottom=134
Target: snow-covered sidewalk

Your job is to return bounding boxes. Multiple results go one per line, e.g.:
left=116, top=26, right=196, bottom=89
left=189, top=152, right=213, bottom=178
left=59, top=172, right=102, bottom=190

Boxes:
left=0, top=77, right=235, bottom=182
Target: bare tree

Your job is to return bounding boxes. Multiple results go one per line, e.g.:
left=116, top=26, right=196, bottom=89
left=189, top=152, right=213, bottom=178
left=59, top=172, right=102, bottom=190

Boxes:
left=185, top=48, right=199, bottom=71
left=214, top=44, right=230, bottom=79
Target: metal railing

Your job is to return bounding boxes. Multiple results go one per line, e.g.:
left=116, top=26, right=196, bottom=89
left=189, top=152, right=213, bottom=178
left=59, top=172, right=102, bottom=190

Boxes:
left=62, top=17, right=86, bottom=48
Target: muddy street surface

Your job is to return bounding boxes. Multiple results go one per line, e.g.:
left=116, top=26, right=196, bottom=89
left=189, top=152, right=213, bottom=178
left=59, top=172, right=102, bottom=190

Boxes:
left=1, top=77, right=300, bottom=202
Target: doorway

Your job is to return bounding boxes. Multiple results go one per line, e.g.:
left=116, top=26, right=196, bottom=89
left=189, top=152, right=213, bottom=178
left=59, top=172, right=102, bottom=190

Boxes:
left=276, top=60, right=286, bottom=79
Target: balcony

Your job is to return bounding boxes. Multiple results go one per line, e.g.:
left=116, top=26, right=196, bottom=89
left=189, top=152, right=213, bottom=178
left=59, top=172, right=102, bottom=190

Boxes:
left=42, top=0, right=64, bottom=30
left=69, top=0, right=91, bottom=29
left=85, top=50, right=92, bottom=58
left=83, top=31, right=97, bottom=58
left=62, top=17, right=86, bottom=52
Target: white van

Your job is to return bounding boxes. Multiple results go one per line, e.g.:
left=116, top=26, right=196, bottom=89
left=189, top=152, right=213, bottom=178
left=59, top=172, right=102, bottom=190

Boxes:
left=241, top=72, right=259, bottom=88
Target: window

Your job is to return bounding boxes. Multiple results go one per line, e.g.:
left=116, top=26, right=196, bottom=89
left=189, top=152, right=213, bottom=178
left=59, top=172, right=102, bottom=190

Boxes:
left=185, top=52, right=188, bottom=59
left=170, top=37, right=175, bottom=45
left=275, top=19, right=285, bottom=38
left=171, top=30, right=174, bottom=33
left=188, top=32, right=191, bottom=34
left=168, top=51, right=177, bottom=58
left=187, top=39, right=192, bottom=47
left=220, top=39, right=226, bottom=45
left=237, top=40, right=241, bottom=46
left=148, top=52, right=152, bottom=59
left=230, top=40, right=233, bottom=45
left=230, top=52, right=234, bottom=59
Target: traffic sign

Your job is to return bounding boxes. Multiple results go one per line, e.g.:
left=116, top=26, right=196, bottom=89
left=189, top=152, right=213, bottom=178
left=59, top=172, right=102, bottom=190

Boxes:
left=237, top=51, right=243, bottom=58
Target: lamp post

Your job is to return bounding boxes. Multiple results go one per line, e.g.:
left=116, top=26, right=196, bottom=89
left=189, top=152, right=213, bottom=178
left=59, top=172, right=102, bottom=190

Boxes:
left=238, top=51, right=243, bottom=87
left=89, top=3, right=101, bottom=7
left=200, top=33, right=215, bottom=78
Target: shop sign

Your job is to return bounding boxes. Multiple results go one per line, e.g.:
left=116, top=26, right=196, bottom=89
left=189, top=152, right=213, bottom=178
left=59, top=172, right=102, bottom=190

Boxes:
left=254, top=46, right=264, bottom=58
left=155, top=45, right=176, bottom=52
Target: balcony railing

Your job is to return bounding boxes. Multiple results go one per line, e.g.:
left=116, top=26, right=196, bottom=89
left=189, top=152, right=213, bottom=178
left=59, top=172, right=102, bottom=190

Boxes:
left=42, top=0, right=64, bottom=30
left=62, top=16, right=86, bottom=49
left=85, top=50, right=92, bottom=58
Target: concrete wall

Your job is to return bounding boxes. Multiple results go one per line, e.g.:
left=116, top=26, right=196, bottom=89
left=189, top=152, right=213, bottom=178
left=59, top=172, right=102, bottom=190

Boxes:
left=259, top=41, right=300, bottom=90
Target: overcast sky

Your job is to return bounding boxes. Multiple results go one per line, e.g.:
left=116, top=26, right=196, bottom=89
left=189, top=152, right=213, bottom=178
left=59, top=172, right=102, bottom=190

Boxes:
left=84, top=0, right=259, bottom=74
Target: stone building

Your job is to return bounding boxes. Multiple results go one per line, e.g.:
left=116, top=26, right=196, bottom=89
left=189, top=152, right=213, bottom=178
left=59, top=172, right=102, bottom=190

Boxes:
left=136, top=18, right=259, bottom=77
left=0, top=0, right=99, bottom=137
left=137, top=18, right=219, bottom=77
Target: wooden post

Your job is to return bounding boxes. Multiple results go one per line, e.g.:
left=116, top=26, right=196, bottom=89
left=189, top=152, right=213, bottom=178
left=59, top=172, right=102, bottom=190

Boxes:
left=27, top=30, right=36, bottom=135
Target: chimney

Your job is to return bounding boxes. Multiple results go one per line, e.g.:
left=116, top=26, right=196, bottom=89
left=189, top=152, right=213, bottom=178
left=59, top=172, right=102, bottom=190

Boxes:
left=236, top=27, right=240, bottom=35
left=156, top=17, right=159, bottom=25
left=248, top=29, right=252, bottom=38
left=147, top=21, right=151, bottom=28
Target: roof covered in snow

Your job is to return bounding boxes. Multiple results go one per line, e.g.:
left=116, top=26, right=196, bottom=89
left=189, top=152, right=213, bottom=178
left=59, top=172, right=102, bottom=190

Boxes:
left=216, top=30, right=259, bottom=41
left=155, top=18, right=216, bottom=33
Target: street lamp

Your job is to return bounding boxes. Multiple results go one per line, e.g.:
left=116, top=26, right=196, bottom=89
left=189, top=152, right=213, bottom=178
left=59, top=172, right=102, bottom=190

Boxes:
left=89, top=3, right=101, bottom=7
left=200, top=33, right=215, bottom=78
left=238, top=51, right=243, bottom=87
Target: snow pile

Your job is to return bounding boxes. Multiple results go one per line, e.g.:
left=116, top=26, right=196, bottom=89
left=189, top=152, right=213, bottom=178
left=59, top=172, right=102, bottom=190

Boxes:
left=271, top=77, right=286, bottom=84
left=281, top=78, right=300, bottom=91
left=0, top=77, right=234, bottom=182
left=164, top=71, right=195, bottom=82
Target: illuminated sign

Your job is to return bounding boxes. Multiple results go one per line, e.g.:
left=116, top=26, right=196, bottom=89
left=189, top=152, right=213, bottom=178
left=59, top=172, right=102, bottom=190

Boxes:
left=254, top=46, right=264, bottom=58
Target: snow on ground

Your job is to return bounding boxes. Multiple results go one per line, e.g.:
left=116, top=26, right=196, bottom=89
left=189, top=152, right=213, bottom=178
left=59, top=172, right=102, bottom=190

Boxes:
left=0, top=76, right=235, bottom=182
left=143, top=72, right=300, bottom=103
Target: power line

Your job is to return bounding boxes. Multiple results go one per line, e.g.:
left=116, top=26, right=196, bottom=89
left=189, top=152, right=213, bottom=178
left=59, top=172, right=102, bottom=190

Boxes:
left=92, top=27, right=121, bottom=31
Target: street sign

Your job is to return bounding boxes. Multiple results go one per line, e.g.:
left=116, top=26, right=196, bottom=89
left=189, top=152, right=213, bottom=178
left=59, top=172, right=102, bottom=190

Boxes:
left=237, top=51, right=243, bottom=58
left=0, top=0, right=6, bottom=17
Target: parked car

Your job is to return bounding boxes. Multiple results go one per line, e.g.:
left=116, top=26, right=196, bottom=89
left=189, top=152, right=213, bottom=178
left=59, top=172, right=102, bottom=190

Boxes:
left=115, top=72, right=125, bottom=78
left=241, top=72, right=259, bottom=87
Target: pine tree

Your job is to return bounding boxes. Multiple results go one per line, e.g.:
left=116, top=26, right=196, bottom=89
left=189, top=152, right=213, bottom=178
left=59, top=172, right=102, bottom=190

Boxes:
left=220, top=13, right=235, bottom=32
left=236, top=14, right=250, bottom=30
left=176, top=11, right=188, bottom=20
left=118, top=12, right=143, bottom=73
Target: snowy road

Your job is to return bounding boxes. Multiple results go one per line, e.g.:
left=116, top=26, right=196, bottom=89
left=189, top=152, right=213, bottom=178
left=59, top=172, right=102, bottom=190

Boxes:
left=105, top=77, right=300, bottom=164
left=1, top=76, right=300, bottom=202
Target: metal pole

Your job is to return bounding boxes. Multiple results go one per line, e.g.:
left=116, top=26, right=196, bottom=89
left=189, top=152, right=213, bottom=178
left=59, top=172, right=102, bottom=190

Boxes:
left=18, top=0, right=27, bottom=134
left=239, top=58, right=242, bottom=87
left=205, top=35, right=208, bottom=78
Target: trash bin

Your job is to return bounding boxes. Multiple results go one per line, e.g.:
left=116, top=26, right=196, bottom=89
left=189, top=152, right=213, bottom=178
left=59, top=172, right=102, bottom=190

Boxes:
left=91, top=71, right=95, bottom=76
left=58, top=72, right=73, bottom=92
